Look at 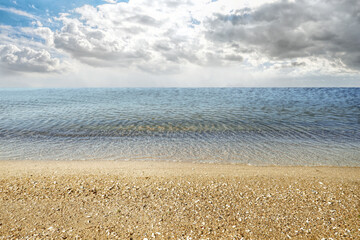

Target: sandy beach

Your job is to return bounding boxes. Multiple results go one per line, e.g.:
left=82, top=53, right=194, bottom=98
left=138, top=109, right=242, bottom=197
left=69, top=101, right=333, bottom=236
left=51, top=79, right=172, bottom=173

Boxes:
left=0, top=161, right=359, bottom=239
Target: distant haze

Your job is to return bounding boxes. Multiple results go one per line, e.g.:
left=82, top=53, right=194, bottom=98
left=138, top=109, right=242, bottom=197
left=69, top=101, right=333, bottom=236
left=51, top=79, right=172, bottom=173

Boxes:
left=0, top=0, right=359, bottom=87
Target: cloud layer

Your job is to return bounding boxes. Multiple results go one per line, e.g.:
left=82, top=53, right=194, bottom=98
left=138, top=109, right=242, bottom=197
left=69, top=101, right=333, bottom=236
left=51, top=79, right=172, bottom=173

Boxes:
left=53, top=0, right=360, bottom=74
left=206, top=0, right=360, bottom=70
left=53, top=1, right=208, bottom=72
left=0, top=0, right=359, bottom=86
left=0, top=44, right=64, bottom=73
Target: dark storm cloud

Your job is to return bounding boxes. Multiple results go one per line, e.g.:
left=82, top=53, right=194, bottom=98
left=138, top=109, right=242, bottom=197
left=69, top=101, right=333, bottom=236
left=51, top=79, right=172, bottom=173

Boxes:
left=205, top=0, right=360, bottom=69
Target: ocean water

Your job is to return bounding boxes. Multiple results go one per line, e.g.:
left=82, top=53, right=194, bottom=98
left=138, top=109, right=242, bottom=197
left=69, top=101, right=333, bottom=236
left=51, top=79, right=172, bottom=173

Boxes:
left=0, top=88, right=359, bottom=166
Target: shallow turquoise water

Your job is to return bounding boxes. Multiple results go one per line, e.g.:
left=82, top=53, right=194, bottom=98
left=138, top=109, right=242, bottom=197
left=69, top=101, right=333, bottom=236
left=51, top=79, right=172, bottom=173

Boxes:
left=0, top=88, right=359, bottom=165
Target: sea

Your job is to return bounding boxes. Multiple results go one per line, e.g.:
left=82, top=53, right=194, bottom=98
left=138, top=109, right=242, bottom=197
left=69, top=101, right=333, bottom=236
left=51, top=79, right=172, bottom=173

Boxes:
left=0, top=88, right=359, bottom=166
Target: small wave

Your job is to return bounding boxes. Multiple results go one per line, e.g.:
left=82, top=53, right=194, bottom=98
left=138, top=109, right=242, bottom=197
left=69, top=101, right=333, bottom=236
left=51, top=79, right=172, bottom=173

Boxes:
left=0, top=88, right=359, bottom=165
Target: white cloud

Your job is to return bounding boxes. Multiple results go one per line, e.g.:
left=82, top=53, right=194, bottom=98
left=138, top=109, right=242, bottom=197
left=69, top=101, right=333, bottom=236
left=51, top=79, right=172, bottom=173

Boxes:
left=0, top=6, right=37, bottom=19
left=0, top=44, right=66, bottom=73
left=0, top=25, right=54, bottom=52
left=19, top=26, right=54, bottom=46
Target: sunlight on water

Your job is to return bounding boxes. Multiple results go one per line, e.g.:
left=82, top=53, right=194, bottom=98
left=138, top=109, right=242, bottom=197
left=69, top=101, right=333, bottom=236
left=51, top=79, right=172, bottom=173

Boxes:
left=0, top=88, right=359, bottom=166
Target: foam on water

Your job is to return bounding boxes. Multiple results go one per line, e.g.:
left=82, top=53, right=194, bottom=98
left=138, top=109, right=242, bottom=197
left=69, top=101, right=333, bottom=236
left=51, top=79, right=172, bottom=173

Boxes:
left=0, top=88, right=359, bottom=166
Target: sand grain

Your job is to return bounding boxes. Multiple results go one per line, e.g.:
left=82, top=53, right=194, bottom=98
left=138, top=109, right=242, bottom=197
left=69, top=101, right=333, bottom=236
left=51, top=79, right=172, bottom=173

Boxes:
left=0, top=161, right=359, bottom=239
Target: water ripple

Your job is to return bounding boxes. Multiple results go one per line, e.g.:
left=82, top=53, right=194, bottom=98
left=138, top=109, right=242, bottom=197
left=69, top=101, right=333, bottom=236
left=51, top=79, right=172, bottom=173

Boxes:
left=0, top=88, right=359, bottom=165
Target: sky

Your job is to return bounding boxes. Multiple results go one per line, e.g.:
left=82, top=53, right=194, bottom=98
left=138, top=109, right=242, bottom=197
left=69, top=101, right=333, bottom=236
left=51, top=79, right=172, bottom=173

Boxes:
left=0, top=0, right=359, bottom=87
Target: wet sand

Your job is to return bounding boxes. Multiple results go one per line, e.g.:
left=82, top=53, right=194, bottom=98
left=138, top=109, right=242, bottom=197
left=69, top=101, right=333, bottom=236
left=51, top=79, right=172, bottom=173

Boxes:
left=0, top=161, right=359, bottom=239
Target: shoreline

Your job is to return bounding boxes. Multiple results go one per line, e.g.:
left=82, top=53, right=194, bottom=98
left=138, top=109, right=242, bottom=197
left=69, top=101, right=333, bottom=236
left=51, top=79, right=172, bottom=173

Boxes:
left=1, top=160, right=359, bottom=239
left=1, top=160, right=360, bottom=180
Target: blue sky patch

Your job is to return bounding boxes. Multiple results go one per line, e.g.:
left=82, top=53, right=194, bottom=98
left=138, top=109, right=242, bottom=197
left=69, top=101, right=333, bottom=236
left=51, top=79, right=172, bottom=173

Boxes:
left=0, top=0, right=128, bottom=27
